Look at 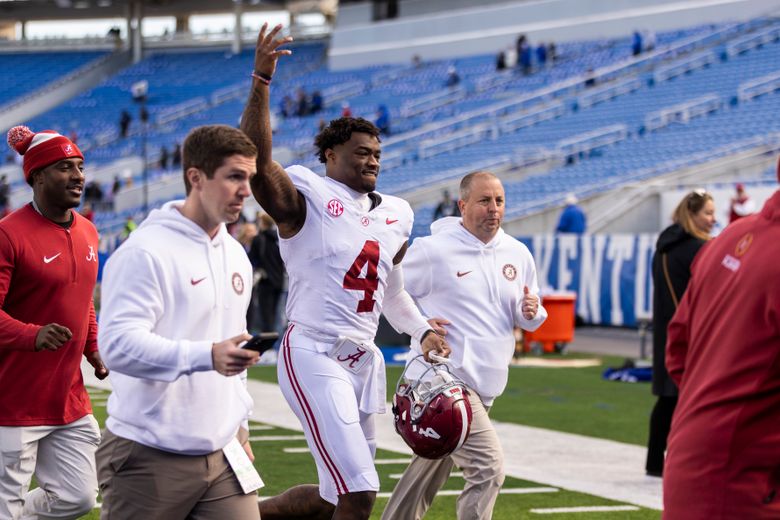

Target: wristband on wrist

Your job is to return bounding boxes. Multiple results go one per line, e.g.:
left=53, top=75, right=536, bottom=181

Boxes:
left=420, top=329, right=437, bottom=343
left=250, top=71, right=272, bottom=85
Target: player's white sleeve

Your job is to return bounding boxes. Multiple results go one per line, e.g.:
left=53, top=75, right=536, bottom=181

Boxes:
left=382, top=264, right=431, bottom=342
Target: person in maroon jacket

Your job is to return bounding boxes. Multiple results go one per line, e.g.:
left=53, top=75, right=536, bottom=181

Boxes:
left=663, top=159, right=780, bottom=519
left=0, top=126, right=108, bottom=519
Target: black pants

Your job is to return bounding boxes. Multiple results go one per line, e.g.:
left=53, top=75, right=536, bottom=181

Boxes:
left=646, top=395, right=678, bottom=474
left=257, top=284, right=282, bottom=333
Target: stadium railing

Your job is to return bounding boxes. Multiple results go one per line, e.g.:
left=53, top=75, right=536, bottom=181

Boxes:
left=644, top=94, right=722, bottom=131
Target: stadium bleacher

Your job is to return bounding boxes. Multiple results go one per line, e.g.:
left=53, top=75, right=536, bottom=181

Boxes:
left=7, top=16, right=780, bottom=245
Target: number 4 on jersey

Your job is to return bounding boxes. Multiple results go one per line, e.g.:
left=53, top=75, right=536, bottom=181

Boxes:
left=343, top=240, right=380, bottom=313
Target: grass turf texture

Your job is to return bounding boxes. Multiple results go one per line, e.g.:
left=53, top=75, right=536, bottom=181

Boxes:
left=74, top=354, right=658, bottom=518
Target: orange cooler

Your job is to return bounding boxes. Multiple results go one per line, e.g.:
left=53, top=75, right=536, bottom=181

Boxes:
left=523, top=292, right=577, bottom=353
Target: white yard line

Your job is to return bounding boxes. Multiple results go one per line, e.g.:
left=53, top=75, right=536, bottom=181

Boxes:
left=377, top=487, right=559, bottom=499
left=374, top=458, right=413, bottom=465
left=282, top=447, right=311, bottom=453
left=530, top=505, right=640, bottom=514
left=389, top=471, right=463, bottom=479
left=248, top=435, right=306, bottom=442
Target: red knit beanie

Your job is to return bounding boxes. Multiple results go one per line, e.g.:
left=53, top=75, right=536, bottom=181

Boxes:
left=6, top=125, right=84, bottom=182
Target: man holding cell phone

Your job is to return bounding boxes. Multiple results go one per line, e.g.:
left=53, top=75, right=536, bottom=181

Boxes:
left=96, top=125, right=262, bottom=519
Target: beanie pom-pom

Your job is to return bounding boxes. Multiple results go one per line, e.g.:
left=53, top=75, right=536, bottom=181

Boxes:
left=7, top=125, right=33, bottom=154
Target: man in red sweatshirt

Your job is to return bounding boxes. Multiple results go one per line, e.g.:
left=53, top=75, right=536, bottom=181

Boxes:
left=663, top=158, right=780, bottom=519
left=0, top=126, right=108, bottom=519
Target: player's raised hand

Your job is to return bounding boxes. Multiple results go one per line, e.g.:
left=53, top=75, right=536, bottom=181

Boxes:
left=522, top=285, right=539, bottom=320
left=253, top=23, right=293, bottom=79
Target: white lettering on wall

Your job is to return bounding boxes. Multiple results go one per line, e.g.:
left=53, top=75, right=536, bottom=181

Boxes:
left=578, top=235, right=607, bottom=323
left=607, top=235, right=634, bottom=326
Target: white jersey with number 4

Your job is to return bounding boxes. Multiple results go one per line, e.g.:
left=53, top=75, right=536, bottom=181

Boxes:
left=280, top=165, right=413, bottom=345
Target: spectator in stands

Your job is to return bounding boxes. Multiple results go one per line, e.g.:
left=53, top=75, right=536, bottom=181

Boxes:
left=119, top=215, right=137, bottom=243
left=632, top=30, right=643, bottom=56
left=172, top=142, right=182, bottom=168
left=519, top=43, right=533, bottom=75
left=111, top=175, right=122, bottom=199
left=159, top=145, right=169, bottom=171
left=279, top=95, right=293, bottom=118
left=646, top=188, right=715, bottom=478
left=496, top=50, right=507, bottom=71
left=536, top=43, right=548, bottom=69
left=662, top=168, right=780, bottom=517
left=375, top=104, right=391, bottom=135
left=445, top=65, right=461, bottom=87
left=295, top=87, right=309, bottom=117
left=119, top=110, right=131, bottom=138
left=80, top=202, right=94, bottom=222
left=1, top=125, right=107, bottom=520
left=729, top=182, right=755, bottom=224
left=310, top=90, right=323, bottom=114
left=0, top=175, right=9, bottom=214
left=96, top=125, right=261, bottom=518
left=341, top=101, right=353, bottom=118
left=555, top=193, right=587, bottom=234
left=515, top=34, right=526, bottom=59
left=248, top=213, right=286, bottom=336
left=318, top=118, right=327, bottom=132
left=433, top=189, right=461, bottom=220
left=584, top=67, right=597, bottom=88
left=84, top=179, right=103, bottom=206
left=412, top=54, right=422, bottom=68
left=108, top=26, right=121, bottom=49
left=382, top=171, right=547, bottom=520
left=548, top=41, right=558, bottom=63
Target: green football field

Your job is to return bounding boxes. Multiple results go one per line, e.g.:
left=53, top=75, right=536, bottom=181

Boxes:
left=78, top=354, right=659, bottom=519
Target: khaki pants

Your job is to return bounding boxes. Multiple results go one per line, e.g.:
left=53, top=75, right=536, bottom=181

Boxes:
left=382, top=391, right=505, bottom=520
left=96, top=428, right=259, bottom=520
left=0, top=415, right=100, bottom=520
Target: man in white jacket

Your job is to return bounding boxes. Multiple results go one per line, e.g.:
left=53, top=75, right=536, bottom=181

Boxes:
left=96, top=125, right=262, bottom=519
left=382, top=171, right=548, bottom=520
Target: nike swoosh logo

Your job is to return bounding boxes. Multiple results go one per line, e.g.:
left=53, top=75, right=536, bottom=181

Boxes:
left=456, top=271, right=472, bottom=278
left=43, top=253, right=61, bottom=264
left=191, top=277, right=207, bottom=285
left=386, top=218, right=398, bottom=224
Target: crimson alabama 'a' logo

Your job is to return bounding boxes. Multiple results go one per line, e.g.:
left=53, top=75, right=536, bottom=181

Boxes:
left=337, top=347, right=367, bottom=369
left=734, top=233, right=753, bottom=257
left=502, top=264, right=517, bottom=281
left=327, top=199, right=344, bottom=217
left=232, top=273, right=244, bottom=295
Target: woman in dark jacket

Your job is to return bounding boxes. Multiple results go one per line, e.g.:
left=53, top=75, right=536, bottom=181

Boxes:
left=646, top=189, right=715, bottom=477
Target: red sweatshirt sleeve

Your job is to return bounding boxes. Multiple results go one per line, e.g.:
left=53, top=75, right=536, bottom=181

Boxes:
left=0, top=228, right=41, bottom=351
left=83, top=298, right=98, bottom=354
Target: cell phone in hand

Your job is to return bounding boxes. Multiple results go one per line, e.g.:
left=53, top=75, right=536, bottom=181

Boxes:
left=242, top=332, right=279, bottom=354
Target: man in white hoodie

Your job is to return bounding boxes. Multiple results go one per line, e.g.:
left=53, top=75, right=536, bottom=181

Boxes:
left=382, top=171, right=547, bottom=520
left=95, top=125, right=262, bottom=519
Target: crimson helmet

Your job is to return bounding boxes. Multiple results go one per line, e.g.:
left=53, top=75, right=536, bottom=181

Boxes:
left=392, top=356, right=473, bottom=459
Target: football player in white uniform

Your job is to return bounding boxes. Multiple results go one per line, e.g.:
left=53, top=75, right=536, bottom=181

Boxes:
left=241, top=24, right=450, bottom=520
